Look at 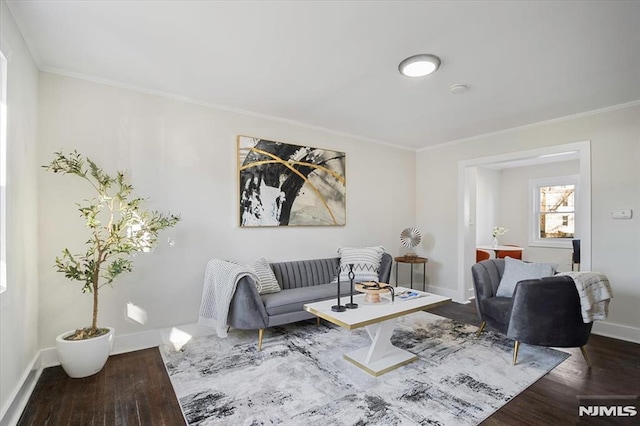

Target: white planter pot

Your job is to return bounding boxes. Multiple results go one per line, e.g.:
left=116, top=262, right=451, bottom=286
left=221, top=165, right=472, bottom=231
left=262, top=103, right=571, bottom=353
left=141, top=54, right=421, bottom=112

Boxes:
left=55, top=327, right=115, bottom=378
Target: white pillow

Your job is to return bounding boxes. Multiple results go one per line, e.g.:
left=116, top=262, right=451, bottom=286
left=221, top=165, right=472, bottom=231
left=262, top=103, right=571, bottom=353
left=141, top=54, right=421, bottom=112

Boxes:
left=496, top=257, right=558, bottom=297
left=252, top=258, right=281, bottom=294
left=336, top=246, right=385, bottom=283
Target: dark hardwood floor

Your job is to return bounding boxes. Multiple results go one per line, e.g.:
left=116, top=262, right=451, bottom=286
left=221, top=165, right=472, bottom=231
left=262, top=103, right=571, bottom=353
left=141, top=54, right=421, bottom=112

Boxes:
left=18, top=302, right=640, bottom=425
left=430, top=303, right=640, bottom=425
left=18, top=347, right=186, bottom=425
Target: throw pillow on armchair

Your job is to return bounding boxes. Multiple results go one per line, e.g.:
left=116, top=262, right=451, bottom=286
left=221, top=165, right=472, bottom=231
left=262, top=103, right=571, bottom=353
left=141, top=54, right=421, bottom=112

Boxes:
left=495, top=257, right=558, bottom=297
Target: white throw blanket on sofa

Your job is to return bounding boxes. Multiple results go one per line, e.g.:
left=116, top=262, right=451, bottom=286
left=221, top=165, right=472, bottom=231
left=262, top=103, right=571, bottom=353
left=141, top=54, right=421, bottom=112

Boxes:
left=198, top=259, right=257, bottom=338
left=558, top=271, right=613, bottom=323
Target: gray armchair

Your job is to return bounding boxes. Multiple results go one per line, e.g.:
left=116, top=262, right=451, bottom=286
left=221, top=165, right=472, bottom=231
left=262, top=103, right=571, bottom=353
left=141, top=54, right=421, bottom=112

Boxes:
left=471, top=259, right=592, bottom=365
left=471, top=259, right=510, bottom=335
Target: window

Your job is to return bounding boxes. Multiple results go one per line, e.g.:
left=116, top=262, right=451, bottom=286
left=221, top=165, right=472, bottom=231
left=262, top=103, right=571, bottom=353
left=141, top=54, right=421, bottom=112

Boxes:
left=538, top=184, right=575, bottom=238
left=0, top=50, right=6, bottom=294
left=529, top=175, right=578, bottom=248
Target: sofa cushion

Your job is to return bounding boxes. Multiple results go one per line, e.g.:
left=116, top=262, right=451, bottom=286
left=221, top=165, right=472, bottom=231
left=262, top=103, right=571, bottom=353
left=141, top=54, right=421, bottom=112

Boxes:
left=336, top=245, right=385, bottom=283
left=261, top=282, right=352, bottom=316
left=481, top=297, right=513, bottom=327
left=252, top=257, right=281, bottom=294
left=496, top=257, right=557, bottom=297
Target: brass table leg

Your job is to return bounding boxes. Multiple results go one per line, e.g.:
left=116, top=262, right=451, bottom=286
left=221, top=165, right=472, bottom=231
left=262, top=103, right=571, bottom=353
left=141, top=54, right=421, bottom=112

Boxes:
left=512, top=341, right=520, bottom=365
left=476, top=321, right=486, bottom=336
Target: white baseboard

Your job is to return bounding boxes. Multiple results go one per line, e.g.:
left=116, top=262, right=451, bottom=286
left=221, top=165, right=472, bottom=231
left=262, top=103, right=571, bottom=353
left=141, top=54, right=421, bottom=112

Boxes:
left=40, top=322, right=218, bottom=368
left=592, top=320, right=640, bottom=344
left=0, top=352, right=43, bottom=426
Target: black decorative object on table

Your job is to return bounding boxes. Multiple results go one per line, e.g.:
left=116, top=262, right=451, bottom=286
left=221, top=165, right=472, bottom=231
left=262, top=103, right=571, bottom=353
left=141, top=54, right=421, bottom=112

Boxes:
left=331, top=264, right=346, bottom=312
left=345, top=264, right=359, bottom=309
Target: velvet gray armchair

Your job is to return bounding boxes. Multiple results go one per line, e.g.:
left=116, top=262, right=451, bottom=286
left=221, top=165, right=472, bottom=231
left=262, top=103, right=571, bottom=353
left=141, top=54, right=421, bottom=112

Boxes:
left=471, top=259, right=593, bottom=365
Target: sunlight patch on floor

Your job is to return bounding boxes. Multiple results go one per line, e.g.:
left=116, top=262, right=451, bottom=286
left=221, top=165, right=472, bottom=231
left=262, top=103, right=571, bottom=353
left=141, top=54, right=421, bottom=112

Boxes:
left=169, top=327, right=192, bottom=351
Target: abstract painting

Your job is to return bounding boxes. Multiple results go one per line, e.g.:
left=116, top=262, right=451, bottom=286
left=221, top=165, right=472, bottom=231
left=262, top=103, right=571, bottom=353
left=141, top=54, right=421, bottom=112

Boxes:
left=238, top=136, right=346, bottom=227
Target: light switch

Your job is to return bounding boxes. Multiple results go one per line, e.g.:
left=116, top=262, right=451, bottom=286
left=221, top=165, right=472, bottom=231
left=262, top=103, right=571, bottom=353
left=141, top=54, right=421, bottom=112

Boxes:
left=611, top=209, right=632, bottom=219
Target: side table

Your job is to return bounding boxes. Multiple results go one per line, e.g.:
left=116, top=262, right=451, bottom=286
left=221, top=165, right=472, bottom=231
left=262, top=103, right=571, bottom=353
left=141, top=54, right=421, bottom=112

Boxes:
left=394, top=256, right=428, bottom=291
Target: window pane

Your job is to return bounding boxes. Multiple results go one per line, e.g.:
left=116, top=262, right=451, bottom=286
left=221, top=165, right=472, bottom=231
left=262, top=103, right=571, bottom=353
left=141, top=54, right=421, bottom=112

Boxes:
left=539, top=213, right=574, bottom=238
left=539, top=185, right=575, bottom=213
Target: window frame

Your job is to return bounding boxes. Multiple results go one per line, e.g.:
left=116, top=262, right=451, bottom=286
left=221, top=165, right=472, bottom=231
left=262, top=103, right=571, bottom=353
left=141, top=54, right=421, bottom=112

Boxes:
left=528, top=174, right=579, bottom=249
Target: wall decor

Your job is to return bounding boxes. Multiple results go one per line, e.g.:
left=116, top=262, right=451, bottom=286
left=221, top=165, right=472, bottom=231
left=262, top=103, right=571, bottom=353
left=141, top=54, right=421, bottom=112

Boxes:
left=238, top=136, right=346, bottom=227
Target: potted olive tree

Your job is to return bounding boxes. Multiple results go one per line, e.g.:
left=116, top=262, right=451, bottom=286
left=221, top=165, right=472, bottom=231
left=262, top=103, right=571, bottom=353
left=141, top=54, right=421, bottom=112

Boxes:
left=43, top=151, right=180, bottom=378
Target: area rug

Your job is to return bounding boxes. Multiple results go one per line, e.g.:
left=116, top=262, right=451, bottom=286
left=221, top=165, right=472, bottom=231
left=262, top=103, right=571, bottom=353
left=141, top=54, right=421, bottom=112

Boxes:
left=160, top=312, right=569, bottom=425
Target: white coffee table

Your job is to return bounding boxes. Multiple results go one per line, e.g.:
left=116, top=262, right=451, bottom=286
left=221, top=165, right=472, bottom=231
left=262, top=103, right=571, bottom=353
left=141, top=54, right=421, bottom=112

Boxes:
left=303, top=287, right=451, bottom=376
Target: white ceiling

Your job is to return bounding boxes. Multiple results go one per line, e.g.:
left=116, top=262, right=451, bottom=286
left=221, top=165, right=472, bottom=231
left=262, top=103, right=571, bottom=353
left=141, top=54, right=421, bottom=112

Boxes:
left=6, top=0, right=640, bottom=150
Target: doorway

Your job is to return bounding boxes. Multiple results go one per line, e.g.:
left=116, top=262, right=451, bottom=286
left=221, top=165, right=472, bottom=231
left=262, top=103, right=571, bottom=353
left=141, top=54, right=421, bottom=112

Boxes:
left=457, top=141, right=591, bottom=302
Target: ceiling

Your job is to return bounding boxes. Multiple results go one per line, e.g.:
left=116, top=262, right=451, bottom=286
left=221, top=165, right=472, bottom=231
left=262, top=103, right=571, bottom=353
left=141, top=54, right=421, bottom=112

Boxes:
left=6, top=1, right=640, bottom=150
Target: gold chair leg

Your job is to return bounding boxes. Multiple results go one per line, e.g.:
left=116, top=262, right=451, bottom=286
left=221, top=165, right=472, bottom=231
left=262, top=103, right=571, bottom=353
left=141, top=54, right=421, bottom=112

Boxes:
left=476, top=321, right=486, bottom=336
left=580, top=346, right=592, bottom=368
left=258, top=329, right=264, bottom=351
left=316, top=317, right=320, bottom=326
left=512, top=341, right=520, bottom=365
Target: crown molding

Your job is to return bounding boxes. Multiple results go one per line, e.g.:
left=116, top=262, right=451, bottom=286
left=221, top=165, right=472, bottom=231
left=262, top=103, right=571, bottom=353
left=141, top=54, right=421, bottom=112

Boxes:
left=419, top=100, right=640, bottom=152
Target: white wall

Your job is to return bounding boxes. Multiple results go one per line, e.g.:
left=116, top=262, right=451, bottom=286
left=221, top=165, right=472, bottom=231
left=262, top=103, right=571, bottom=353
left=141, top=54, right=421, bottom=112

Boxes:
left=37, top=72, right=416, bottom=349
left=0, top=0, right=40, bottom=419
left=475, top=166, right=501, bottom=245
left=417, top=104, right=640, bottom=342
left=499, top=160, right=579, bottom=270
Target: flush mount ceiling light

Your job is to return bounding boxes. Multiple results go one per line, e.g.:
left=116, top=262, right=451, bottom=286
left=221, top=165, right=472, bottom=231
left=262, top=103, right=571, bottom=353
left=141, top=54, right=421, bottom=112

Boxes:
left=398, top=54, right=441, bottom=77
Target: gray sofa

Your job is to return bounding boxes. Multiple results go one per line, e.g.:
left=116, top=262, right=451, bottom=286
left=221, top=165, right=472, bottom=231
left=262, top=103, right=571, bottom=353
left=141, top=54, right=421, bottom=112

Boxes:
left=227, top=253, right=393, bottom=349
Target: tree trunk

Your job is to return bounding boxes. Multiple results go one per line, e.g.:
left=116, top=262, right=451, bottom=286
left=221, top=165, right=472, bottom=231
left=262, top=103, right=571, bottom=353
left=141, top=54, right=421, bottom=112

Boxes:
left=91, top=272, right=99, bottom=331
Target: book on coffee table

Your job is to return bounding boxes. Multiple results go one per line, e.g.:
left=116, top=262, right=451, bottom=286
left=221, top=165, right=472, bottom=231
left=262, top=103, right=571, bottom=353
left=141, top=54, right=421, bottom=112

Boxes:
left=394, top=289, right=424, bottom=300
